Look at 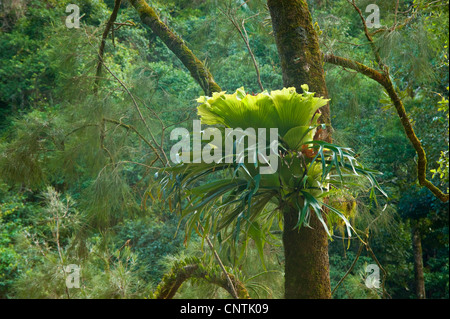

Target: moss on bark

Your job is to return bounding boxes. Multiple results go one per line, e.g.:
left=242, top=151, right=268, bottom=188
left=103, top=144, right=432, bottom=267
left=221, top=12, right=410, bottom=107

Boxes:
left=282, top=205, right=332, bottom=299
left=129, top=0, right=221, bottom=96
left=152, top=258, right=250, bottom=299
left=268, top=0, right=331, bottom=138
left=268, top=0, right=333, bottom=299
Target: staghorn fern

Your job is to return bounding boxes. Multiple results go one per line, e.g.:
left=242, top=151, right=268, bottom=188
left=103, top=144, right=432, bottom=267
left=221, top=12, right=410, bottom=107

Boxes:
left=158, top=86, right=386, bottom=265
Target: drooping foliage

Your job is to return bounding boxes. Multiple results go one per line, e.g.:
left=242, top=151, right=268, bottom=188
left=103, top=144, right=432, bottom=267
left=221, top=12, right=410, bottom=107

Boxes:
left=158, top=86, right=385, bottom=267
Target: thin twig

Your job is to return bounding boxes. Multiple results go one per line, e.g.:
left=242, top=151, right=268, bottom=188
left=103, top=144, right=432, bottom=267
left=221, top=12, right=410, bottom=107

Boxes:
left=221, top=7, right=264, bottom=92
left=347, top=0, right=384, bottom=70
left=197, top=222, right=240, bottom=299
left=331, top=242, right=364, bottom=295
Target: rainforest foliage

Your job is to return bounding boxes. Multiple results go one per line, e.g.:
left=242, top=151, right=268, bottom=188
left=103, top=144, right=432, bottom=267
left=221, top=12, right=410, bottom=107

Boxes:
left=0, top=0, right=448, bottom=299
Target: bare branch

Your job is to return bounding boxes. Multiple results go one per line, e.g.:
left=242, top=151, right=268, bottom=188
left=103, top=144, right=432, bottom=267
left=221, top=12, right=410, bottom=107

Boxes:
left=97, top=58, right=169, bottom=165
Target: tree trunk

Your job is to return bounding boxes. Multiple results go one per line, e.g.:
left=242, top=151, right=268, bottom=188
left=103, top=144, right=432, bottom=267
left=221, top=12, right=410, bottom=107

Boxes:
left=267, top=0, right=331, bottom=137
left=283, top=205, right=331, bottom=299
left=412, top=225, right=426, bottom=299
left=268, top=0, right=332, bottom=299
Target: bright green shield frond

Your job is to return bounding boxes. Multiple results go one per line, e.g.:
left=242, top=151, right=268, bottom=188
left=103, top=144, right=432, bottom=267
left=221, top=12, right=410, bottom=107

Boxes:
left=197, top=86, right=329, bottom=137
left=158, top=86, right=386, bottom=261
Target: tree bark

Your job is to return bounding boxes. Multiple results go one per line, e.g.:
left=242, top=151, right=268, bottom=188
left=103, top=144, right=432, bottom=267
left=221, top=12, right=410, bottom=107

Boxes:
left=283, top=205, right=331, bottom=299
left=268, top=0, right=332, bottom=299
left=412, top=225, right=426, bottom=299
left=268, top=0, right=331, bottom=140
left=128, top=0, right=221, bottom=96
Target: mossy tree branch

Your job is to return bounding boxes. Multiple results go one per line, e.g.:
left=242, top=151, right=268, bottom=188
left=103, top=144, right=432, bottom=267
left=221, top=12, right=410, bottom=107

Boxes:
left=324, top=0, right=449, bottom=203
left=128, top=0, right=221, bottom=96
left=324, top=58, right=449, bottom=202
left=152, top=258, right=250, bottom=299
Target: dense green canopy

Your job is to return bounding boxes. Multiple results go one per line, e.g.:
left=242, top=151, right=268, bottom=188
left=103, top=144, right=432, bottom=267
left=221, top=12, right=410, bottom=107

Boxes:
left=0, top=0, right=448, bottom=300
